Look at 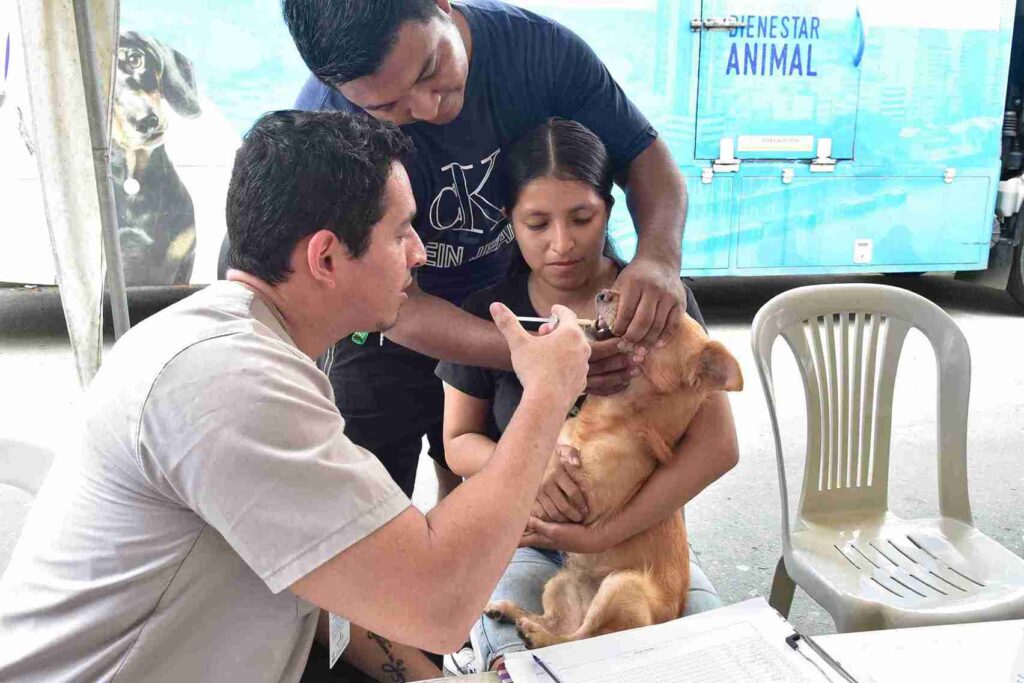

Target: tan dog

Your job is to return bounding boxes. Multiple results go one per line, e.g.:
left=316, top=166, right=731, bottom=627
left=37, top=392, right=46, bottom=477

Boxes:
left=485, top=288, right=743, bottom=648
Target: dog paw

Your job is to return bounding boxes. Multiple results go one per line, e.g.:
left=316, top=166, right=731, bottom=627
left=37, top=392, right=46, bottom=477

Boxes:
left=484, top=600, right=516, bottom=623
left=515, top=618, right=554, bottom=650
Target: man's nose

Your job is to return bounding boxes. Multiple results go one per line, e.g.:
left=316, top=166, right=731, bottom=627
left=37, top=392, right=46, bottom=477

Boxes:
left=409, top=88, right=442, bottom=122
left=408, top=230, right=427, bottom=269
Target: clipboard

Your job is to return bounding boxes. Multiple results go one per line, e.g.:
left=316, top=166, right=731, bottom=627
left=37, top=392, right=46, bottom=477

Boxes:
left=503, top=598, right=859, bottom=683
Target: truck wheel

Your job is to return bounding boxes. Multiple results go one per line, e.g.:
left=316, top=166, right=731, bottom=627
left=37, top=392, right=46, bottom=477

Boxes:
left=1009, top=241, right=1024, bottom=308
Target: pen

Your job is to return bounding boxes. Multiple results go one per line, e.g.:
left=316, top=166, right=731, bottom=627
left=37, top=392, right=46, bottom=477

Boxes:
left=786, top=632, right=859, bottom=682
left=532, top=653, right=565, bottom=683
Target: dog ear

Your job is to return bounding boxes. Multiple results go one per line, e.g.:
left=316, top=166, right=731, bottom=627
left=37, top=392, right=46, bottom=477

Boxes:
left=689, top=340, right=743, bottom=392
left=150, top=37, right=201, bottom=119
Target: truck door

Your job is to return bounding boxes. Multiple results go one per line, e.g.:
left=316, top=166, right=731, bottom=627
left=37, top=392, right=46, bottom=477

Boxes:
left=694, top=1, right=864, bottom=164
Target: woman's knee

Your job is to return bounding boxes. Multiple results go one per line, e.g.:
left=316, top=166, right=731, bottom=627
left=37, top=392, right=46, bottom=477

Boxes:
left=474, top=547, right=562, bottom=669
left=683, top=554, right=722, bottom=615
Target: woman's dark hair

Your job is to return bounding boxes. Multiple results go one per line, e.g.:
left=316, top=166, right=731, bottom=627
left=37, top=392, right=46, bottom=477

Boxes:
left=505, top=118, right=618, bottom=275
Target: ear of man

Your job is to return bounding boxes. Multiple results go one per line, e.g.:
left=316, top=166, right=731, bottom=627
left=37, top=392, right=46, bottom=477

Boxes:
left=304, top=230, right=342, bottom=287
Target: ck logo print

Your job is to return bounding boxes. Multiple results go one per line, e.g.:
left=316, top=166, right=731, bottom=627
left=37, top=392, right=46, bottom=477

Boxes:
left=425, top=148, right=514, bottom=269
left=429, top=149, right=504, bottom=236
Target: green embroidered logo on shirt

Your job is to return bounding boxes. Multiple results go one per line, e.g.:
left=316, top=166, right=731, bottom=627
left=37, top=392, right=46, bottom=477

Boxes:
left=351, top=332, right=369, bottom=345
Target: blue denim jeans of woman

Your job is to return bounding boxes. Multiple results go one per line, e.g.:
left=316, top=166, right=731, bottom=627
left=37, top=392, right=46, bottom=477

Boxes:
left=471, top=544, right=721, bottom=671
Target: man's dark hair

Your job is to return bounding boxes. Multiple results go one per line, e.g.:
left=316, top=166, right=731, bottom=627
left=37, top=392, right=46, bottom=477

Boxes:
left=283, top=0, right=441, bottom=87
left=225, top=110, right=412, bottom=285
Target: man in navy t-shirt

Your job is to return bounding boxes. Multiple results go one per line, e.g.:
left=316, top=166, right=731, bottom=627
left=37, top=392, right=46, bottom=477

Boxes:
left=283, top=0, right=690, bottom=505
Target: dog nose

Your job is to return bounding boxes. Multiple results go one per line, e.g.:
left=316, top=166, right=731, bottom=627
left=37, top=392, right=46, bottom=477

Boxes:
left=137, top=114, right=160, bottom=133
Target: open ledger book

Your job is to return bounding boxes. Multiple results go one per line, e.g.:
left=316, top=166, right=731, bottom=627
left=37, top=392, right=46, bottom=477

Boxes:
left=503, top=598, right=851, bottom=683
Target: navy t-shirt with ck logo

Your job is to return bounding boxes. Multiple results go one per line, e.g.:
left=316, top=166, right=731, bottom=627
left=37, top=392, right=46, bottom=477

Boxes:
left=294, top=0, right=657, bottom=306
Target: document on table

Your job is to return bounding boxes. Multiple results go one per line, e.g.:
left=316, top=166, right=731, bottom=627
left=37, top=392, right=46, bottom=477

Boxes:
left=503, top=598, right=846, bottom=683
left=820, top=617, right=1024, bottom=683
left=1008, top=628, right=1023, bottom=683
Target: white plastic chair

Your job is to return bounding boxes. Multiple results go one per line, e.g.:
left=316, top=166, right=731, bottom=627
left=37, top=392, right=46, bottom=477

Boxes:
left=752, top=284, right=1024, bottom=632
left=0, top=439, right=54, bottom=577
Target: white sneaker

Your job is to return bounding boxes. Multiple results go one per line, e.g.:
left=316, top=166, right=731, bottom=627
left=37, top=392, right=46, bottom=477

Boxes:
left=442, top=644, right=480, bottom=676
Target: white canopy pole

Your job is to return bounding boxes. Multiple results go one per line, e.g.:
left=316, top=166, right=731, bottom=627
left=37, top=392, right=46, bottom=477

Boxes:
left=72, top=0, right=130, bottom=343
left=17, top=0, right=124, bottom=386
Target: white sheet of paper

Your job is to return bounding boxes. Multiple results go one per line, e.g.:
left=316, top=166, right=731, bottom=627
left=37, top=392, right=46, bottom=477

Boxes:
left=503, top=598, right=842, bottom=683
left=820, top=618, right=1024, bottom=683
left=328, top=613, right=351, bottom=670
left=1012, top=633, right=1024, bottom=683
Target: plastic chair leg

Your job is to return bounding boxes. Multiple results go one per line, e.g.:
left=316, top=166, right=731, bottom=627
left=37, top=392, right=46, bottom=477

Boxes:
left=769, top=557, right=796, bottom=617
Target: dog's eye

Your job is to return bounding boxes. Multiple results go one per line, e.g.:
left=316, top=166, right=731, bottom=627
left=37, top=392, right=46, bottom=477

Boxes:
left=125, top=51, right=145, bottom=70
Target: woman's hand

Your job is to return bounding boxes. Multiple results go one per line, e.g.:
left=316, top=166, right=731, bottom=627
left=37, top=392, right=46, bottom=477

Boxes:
left=519, top=516, right=616, bottom=554
left=585, top=338, right=641, bottom=396
left=531, top=446, right=588, bottom=523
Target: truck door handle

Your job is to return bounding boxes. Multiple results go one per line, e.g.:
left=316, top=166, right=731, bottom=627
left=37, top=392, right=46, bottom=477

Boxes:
left=690, top=17, right=746, bottom=31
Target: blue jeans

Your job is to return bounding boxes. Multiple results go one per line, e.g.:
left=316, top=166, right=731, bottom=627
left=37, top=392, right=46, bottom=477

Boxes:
left=472, top=545, right=721, bottom=670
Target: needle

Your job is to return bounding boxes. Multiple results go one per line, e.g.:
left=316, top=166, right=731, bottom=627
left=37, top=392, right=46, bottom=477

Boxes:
left=515, top=315, right=595, bottom=328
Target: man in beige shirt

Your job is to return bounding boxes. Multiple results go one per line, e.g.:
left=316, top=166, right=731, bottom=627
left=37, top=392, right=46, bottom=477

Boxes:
left=0, top=110, right=590, bottom=682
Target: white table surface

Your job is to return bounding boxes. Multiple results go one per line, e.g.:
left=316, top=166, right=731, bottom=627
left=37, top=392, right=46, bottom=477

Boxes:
left=413, top=618, right=1024, bottom=682
left=817, top=618, right=1024, bottom=683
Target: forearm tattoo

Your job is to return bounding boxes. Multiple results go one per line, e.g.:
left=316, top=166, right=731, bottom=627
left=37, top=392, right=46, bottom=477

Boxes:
left=367, top=631, right=408, bottom=683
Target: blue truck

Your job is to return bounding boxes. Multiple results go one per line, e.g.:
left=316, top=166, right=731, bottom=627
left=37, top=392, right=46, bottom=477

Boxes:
left=552, top=0, right=1024, bottom=307
left=3, top=0, right=1024, bottom=307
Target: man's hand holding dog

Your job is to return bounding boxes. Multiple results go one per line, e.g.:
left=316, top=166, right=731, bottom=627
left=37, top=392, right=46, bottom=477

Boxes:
left=613, top=254, right=688, bottom=350
left=586, top=258, right=687, bottom=396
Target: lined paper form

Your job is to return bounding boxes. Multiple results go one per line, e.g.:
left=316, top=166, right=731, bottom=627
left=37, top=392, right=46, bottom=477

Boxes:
left=504, top=598, right=843, bottom=683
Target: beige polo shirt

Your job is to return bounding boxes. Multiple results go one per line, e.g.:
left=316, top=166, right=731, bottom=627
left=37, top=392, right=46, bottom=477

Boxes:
left=0, top=281, right=410, bottom=682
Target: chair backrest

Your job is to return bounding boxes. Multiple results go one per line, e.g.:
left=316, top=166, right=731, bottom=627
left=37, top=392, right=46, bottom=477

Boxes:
left=0, top=439, right=54, bottom=577
left=751, top=284, right=972, bottom=543
left=0, top=439, right=54, bottom=495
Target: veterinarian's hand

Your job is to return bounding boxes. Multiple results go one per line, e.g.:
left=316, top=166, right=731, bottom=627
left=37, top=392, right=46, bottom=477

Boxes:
left=532, top=446, right=589, bottom=523
left=586, top=338, right=647, bottom=396
left=491, top=302, right=590, bottom=402
left=519, top=516, right=615, bottom=554
left=612, top=256, right=688, bottom=350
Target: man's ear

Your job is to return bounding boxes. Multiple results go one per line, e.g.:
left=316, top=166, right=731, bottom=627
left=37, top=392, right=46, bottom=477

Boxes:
left=436, top=0, right=453, bottom=14
left=305, top=230, right=341, bottom=286
left=689, top=340, right=743, bottom=392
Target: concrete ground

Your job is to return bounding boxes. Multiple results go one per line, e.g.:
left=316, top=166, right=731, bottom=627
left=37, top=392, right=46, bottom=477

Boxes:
left=2, top=274, right=1022, bottom=637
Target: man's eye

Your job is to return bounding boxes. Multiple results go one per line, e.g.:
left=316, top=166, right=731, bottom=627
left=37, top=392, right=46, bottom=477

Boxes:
left=424, top=55, right=440, bottom=81
left=573, top=215, right=595, bottom=225
left=526, top=223, right=547, bottom=231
